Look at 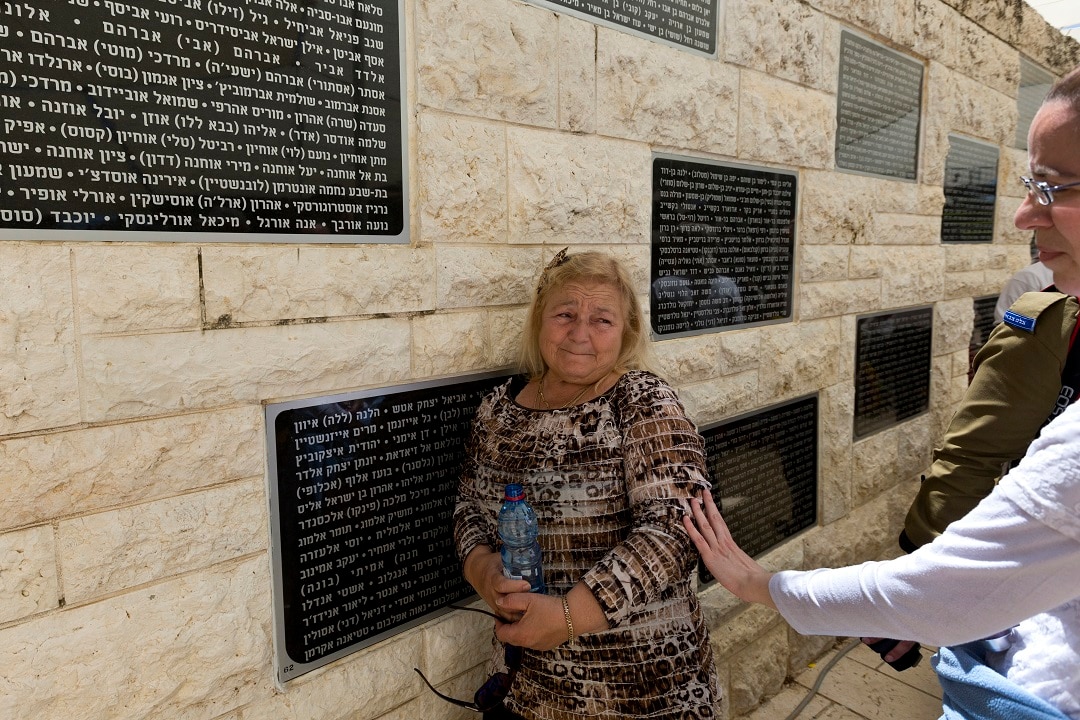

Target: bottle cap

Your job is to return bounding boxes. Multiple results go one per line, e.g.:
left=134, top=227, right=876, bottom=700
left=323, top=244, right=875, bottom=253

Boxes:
left=504, top=483, right=525, bottom=501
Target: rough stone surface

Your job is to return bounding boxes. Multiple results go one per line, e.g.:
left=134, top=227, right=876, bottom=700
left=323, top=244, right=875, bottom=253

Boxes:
left=738, top=71, right=835, bottom=169
left=80, top=320, right=411, bottom=421
left=507, top=128, right=652, bottom=244
left=726, top=0, right=828, bottom=90
left=75, top=246, right=201, bottom=333
left=58, top=479, right=267, bottom=603
left=0, top=525, right=57, bottom=624
left=0, top=407, right=261, bottom=531
left=596, top=30, right=739, bottom=153
left=202, top=246, right=435, bottom=323
left=415, top=0, right=558, bottom=125
left=0, top=245, right=79, bottom=435
left=418, top=113, right=508, bottom=245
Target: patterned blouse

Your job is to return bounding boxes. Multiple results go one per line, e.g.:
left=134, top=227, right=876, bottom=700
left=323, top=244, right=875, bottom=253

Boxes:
left=454, top=370, right=720, bottom=720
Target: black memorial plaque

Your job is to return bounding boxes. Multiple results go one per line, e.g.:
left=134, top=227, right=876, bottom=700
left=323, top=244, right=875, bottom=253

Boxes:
left=651, top=156, right=796, bottom=337
left=836, top=31, right=923, bottom=181
left=700, top=395, right=818, bottom=577
left=1016, top=58, right=1054, bottom=150
left=524, top=0, right=717, bottom=56
left=854, top=307, right=932, bottom=439
left=970, top=294, right=998, bottom=382
left=942, top=135, right=998, bottom=244
left=266, top=372, right=509, bottom=682
left=0, top=0, right=407, bottom=242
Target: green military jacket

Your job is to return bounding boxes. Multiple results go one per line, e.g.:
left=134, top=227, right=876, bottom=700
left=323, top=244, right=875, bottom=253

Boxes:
left=902, top=291, right=1080, bottom=549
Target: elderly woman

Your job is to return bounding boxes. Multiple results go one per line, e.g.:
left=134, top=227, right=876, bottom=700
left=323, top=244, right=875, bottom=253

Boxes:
left=685, top=65, right=1080, bottom=720
left=452, top=249, right=719, bottom=720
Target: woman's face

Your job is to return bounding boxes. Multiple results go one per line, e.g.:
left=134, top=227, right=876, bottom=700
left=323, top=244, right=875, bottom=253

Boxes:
left=1015, top=101, right=1080, bottom=296
left=539, top=280, right=626, bottom=385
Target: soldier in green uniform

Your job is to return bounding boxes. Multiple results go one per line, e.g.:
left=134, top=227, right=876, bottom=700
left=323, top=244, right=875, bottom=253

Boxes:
left=901, top=291, right=1080, bottom=550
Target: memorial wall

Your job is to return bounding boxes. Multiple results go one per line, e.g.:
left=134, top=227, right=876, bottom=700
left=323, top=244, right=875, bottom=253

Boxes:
left=1, top=0, right=1078, bottom=718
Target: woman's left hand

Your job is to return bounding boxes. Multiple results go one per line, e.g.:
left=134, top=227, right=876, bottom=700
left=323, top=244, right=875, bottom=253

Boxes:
left=493, top=592, right=568, bottom=651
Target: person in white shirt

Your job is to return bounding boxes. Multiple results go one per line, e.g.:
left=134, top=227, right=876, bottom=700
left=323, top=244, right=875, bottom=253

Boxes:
left=683, top=64, right=1080, bottom=720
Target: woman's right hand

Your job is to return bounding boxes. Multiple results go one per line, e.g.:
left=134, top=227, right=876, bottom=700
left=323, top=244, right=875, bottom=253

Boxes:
left=462, top=545, right=532, bottom=621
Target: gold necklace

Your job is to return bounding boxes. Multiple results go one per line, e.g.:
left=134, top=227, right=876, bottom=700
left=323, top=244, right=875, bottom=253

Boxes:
left=537, top=373, right=610, bottom=409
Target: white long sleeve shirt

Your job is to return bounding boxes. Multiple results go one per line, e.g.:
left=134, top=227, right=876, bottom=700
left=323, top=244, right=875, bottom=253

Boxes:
left=771, top=401, right=1080, bottom=717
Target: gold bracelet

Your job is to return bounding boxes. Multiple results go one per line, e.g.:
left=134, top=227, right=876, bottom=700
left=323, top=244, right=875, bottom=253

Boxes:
left=562, top=596, right=575, bottom=645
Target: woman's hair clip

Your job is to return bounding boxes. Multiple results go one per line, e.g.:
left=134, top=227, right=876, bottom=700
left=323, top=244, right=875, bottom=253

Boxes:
left=537, top=247, right=570, bottom=295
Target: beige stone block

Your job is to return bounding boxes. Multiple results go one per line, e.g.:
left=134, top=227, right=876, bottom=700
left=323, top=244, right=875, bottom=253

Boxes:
left=804, top=490, right=898, bottom=569
left=679, top=370, right=759, bottom=426
left=944, top=270, right=990, bottom=300
left=799, top=279, right=882, bottom=320
left=848, top=246, right=883, bottom=280
left=507, top=129, right=651, bottom=244
left=880, top=248, right=944, bottom=308
left=851, top=428, right=900, bottom=506
left=708, top=603, right=785, bottom=659
left=912, top=0, right=958, bottom=64
left=997, top=196, right=1030, bottom=246
left=1015, top=4, right=1080, bottom=74
left=725, top=0, right=827, bottom=89
left=727, top=625, right=789, bottom=716
left=558, top=15, right=597, bottom=133
left=758, top=319, right=842, bottom=402
left=413, top=311, right=491, bottom=377
left=490, top=307, right=527, bottom=369
left=284, top=631, right=425, bottom=720
left=0, top=407, right=260, bottom=531
left=418, top=113, right=507, bottom=245
left=1000, top=148, right=1029, bottom=198
left=58, top=479, right=266, bottom=603
left=203, top=247, right=435, bottom=324
left=422, top=604, right=497, bottom=684
left=818, top=383, right=854, bottom=524
left=799, top=170, right=874, bottom=245
left=0, top=244, right=79, bottom=435
left=870, top=213, right=940, bottom=246
left=801, top=245, right=851, bottom=283
left=719, top=330, right=762, bottom=376
left=934, top=298, right=976, bottom=356
left=595, top=29, right=738, bottom=153
left=943, top=244, right=993, bottom=273
left=738, top=72, right=834, bottom=169
left=80, top=320, right=411, bottom=421
left=0, top=555, right=272, bottom=719
left=415, top=0, right=558, bottom=126
left=812, top=0, right=914, bottom=47
left=435, top=246, right=542, bottom=309
left=896, top=414, right=934, bottom=478
left=923, top=64, right=1015, bottom=185
left=955, top=17, right=1020, bottom=98
left=75, top=245, right=200, bottom=334
left=0, top=525, right=57, bottom=624
left=653, top=335, right=723, bottom=385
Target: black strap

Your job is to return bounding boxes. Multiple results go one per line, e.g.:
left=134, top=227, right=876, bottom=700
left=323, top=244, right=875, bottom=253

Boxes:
left=1040, top=308, right=1080, bottom=431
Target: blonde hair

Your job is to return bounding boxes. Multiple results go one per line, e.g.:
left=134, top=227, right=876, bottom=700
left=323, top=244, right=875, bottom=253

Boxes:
left=519, top=250, right=653, bottom=379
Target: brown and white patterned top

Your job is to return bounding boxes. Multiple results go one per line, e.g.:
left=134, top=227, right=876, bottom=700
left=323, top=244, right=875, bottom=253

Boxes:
left=454, top=370, right=720, bottom=719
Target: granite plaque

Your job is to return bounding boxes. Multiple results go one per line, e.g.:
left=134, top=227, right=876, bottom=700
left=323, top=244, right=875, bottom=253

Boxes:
left=1016, top=58, right=1055, bottom=150
left=854, top=307, right=933, bottom=439
left=651, top=155, right=796, bottom=337
left=523, top=0, right=717, bottom=56
left=266, top=372, right=509, bottom=682
left=942, top=135, right=999, bottom=244
left=0, top=0, right=408, bottom=242
left=969, top=294, right=998, bottom=382
left=836, top=31, right=923, bottom=181
left=700, top=395, right=818, bottom=572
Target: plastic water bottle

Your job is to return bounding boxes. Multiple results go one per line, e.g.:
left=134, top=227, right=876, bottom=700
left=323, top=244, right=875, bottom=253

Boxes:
left=497, top=483, right=545, bottom=594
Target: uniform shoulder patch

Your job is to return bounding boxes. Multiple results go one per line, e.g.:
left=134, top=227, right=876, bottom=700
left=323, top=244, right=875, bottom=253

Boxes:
left=1003, top=309, right=1037, bottom=332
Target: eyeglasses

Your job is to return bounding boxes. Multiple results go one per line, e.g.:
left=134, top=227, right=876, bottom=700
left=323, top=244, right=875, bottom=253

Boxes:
left=1020, top=176, right=1080, bottom=205
left=414, top=605, right=522, bottom=713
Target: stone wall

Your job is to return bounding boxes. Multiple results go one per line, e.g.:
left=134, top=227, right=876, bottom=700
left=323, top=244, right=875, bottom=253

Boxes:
left=1, top=0, right=1077, bottom=718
